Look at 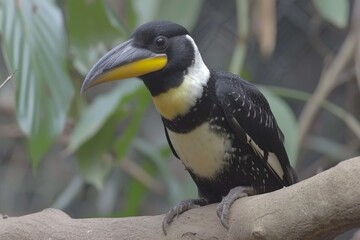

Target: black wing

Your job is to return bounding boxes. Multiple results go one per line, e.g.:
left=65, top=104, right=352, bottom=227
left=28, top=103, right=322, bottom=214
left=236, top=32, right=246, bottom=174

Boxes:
left=214, top=71, right=297, bottom=186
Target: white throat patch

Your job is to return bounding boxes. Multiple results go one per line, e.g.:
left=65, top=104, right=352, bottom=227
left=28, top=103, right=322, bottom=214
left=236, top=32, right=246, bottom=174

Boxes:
left=152, top=35, right=210, bottom=120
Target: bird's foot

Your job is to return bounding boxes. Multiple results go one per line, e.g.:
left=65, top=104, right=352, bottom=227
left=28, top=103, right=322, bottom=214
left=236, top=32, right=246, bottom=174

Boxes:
left=162, top=198, right=208, bottom=235
left=216, top=186, right=255, bottom=229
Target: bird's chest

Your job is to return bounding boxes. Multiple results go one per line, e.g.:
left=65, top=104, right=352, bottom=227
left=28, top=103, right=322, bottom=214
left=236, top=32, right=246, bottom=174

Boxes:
left=167, top=122, right=232, bottom=179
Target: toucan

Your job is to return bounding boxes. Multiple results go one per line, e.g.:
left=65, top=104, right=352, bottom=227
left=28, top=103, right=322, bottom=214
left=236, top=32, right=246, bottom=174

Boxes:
left=82, top=20, right=298, bottom=234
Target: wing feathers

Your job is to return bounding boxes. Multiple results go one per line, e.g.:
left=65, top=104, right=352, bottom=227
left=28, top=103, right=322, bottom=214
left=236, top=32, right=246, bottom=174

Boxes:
left=214, top=73, right=297, bottom=185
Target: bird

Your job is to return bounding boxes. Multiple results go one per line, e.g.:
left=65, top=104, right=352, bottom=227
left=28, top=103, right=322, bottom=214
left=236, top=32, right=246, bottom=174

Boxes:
left=81, top=20, right=298, bottom=234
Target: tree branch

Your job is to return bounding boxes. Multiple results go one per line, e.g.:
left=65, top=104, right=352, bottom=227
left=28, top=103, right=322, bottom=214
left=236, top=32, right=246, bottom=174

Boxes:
left=1, top=157, right=360, bottom=240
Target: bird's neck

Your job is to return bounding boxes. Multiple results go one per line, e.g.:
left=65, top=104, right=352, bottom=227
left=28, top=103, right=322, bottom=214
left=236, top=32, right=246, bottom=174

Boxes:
left=152, top=39, right=210, bottom=120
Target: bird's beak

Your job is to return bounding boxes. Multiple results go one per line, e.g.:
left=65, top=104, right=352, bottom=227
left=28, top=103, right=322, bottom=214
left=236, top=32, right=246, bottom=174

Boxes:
left=81, top=39, right=168, bottom=93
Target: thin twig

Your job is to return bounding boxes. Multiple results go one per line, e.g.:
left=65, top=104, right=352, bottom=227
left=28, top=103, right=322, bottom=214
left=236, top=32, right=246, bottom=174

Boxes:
left=297, top=32, right=357, bottom=152
left=0, top=71, right=16, bottom=90
left=120, top=158, right=165, bottom=195
left=267, top=86, right=360, bottom=141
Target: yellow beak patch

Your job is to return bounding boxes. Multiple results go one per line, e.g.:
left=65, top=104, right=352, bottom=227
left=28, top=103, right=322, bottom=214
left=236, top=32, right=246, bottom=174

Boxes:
left=89, top=55, right=168, bottom=88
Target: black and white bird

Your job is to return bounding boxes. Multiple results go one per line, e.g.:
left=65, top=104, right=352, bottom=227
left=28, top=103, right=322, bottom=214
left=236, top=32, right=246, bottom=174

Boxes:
left=81, top=20, right=298, bottom=234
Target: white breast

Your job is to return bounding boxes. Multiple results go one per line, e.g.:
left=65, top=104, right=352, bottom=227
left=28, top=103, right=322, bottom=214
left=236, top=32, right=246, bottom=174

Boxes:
left=167, top=123, right=231, bottom=179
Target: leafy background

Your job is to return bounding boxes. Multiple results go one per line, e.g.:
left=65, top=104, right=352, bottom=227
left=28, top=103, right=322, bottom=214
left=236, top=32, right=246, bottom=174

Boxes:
left=0, top=0, right=359, bottom=238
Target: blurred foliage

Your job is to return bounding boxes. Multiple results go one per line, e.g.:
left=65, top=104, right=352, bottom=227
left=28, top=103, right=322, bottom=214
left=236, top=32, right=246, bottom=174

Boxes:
left=0, top=1, right=359, bottom=238
left=0, top=0, right=73, bottom=166
left=0, top=0, right=203, bottom=219
left=67, top=0, right=124, bottom=75
left=313, top=0, right=349, bottom=28
left=69, top=81, right=147, bottom=189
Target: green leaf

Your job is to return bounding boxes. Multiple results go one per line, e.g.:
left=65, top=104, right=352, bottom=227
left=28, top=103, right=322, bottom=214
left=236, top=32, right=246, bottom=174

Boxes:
left=134, top=138, right=183, bottom=204
left=131, top=0, right=161, bottom=26
left=113, top=88, right=150, bottom=160
left=120, top=161, right=155, bottom=217
left=69, top=81, right=142, bottom=153
left=156, top=0, right=203, bottom=30
left=0, top=0, right=74, bottom=167
left=259, top=87, right=299, bottom=166
left=73, top=81, right=144, bottom=189
left=313, top=0, right=349, bottom=28
left=67, top=0, right=121, bottom=48
left=102, top=1, right=133, bottom=35
left=132, top=0, right=203, bottom=30
left=76, top=116, right=116, bottom=190
left=66, top=0, right=123, bottom=75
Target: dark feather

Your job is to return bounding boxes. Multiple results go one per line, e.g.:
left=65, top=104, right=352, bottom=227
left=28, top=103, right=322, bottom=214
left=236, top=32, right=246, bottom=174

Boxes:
left=213, top=70, right=297, bottom=186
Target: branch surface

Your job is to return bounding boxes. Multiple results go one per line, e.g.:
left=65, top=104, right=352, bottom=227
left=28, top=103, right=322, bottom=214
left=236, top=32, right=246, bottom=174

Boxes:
left=1, top=157, right=360, bottom=240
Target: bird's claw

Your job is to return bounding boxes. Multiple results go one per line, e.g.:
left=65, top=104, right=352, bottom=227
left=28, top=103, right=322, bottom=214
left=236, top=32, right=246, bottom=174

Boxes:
left=216, top=199, right=230, bottom=229
left=216, top=186, right=254, bottom=229
left=162, top=210, right=175, bottom=235
left=162, top=198, right=208, bottom=235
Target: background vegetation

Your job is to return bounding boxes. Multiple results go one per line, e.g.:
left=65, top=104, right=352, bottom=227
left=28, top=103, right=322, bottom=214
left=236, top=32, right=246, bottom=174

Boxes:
left=0, top=0, right=359, bottom=238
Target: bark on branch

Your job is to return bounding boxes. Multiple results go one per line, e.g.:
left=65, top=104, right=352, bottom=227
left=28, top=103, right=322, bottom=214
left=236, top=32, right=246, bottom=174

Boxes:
left=1, top=157, right=360, bottom=240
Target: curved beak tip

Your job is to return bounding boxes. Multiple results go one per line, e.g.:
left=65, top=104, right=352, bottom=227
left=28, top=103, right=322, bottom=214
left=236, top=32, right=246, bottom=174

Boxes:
left=80, top=84, right=87, bottom=95
left=80, top=76, right=92, bottom=94
left=80, top=39, right=168, bottom=93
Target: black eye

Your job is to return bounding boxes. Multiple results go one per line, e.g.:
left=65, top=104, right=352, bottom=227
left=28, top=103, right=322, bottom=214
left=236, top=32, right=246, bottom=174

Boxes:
left=154, top=36, right=168, bottom=50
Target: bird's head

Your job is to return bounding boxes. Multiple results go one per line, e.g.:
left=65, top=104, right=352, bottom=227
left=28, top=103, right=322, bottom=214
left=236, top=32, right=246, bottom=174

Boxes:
left=82, top=21, right=210, bottom=120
